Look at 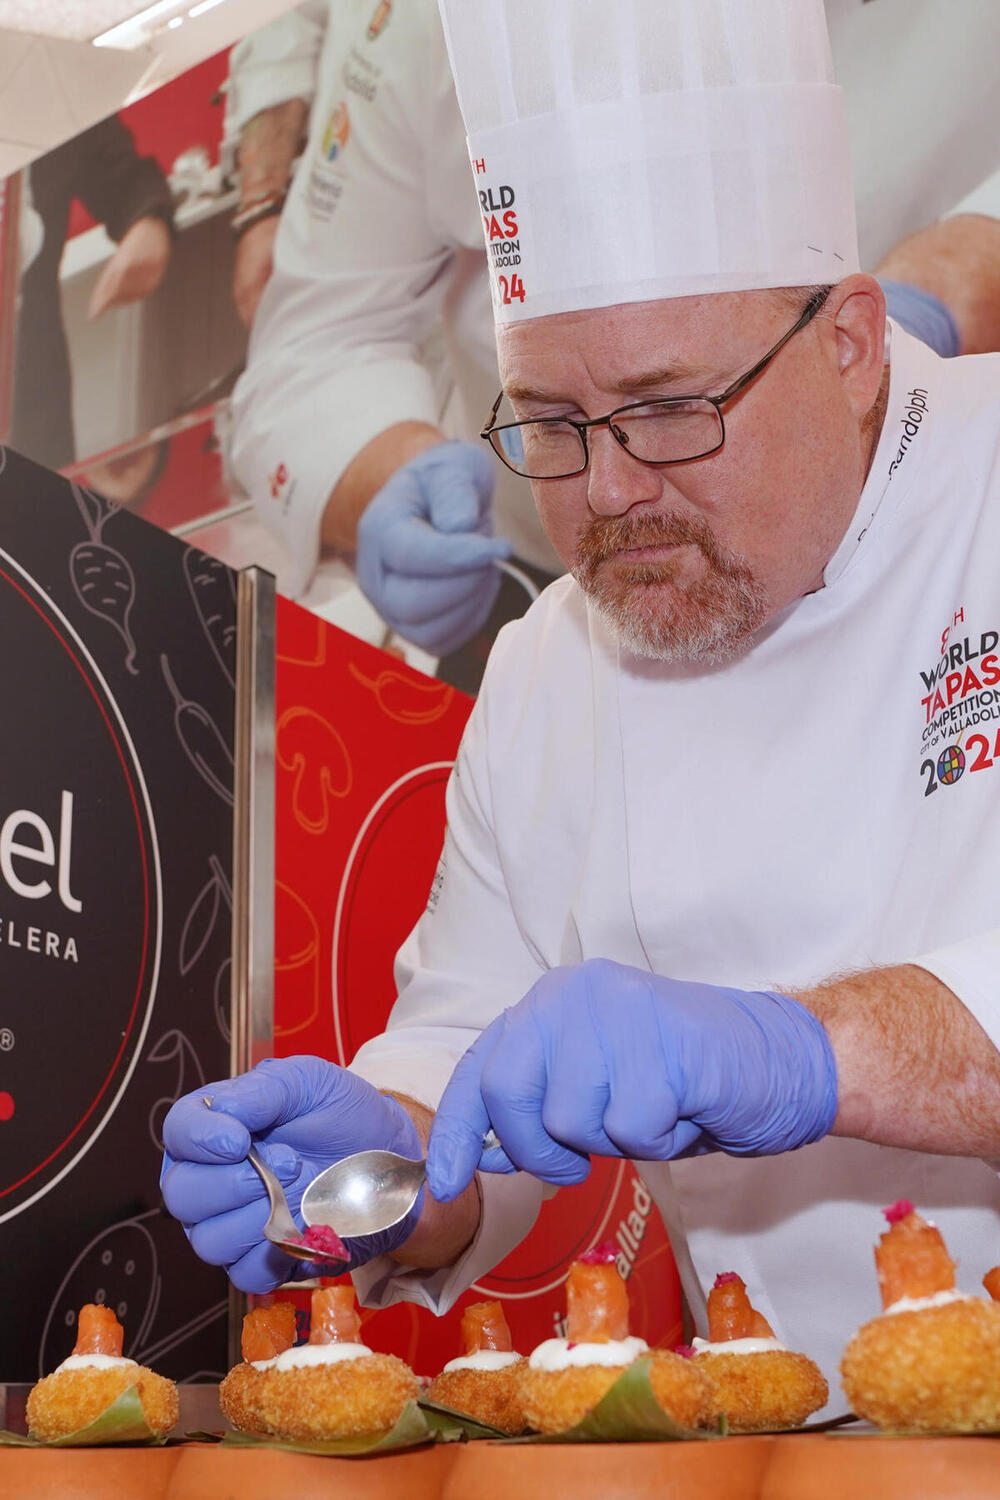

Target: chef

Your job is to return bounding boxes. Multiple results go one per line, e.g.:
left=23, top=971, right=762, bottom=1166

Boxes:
left=164, top=0, right=1000, bottom=1406
left=227, top=0, right=1000, bottom=661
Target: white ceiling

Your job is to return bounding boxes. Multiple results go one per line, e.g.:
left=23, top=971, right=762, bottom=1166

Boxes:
left=0, top=0, right=304, bottom=176
left=0, top=1, right=160, bottom=41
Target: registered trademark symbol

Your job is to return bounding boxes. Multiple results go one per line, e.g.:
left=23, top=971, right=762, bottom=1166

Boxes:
left=0, top=1028, right=13, bottom=1051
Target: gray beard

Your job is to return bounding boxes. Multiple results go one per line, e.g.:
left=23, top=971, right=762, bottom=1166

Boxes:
left=572, top=513, right=768, bottom=665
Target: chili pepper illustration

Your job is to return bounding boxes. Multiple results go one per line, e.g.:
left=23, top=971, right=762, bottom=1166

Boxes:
left=179, top=853, right=232, bottom=976
left=160, top=654, right=234, bottom=805
left=348, top=661, right=455, bottom=724
left=276, top=706, right=352, bottom=834
left=214, top=955, right=232, bottom=1044
left=69, top=483, right=138, bottom=674
left=183, top=548, right=236, bottom=687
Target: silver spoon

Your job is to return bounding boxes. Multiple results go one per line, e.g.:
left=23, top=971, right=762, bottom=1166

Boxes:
left=247, top=1144, right=350, bottom=1270
left=200, top=1095, right=347, bottom=1269
left=300, top=1128, right=502, bottom=1239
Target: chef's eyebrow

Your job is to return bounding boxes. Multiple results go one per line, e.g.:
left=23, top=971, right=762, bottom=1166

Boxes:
left=505, top=363, right=720, bottom=407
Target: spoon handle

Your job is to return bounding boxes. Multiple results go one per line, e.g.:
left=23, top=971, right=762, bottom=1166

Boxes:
left=247, top=1144, right=302, bottom=1244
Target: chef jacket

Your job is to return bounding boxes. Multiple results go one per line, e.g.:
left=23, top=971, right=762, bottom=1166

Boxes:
left=350, top=326, right=1000, bottom=1413
left=227, top=0, right=999, bottom=600
left=228, top=0, right=561, bottom=594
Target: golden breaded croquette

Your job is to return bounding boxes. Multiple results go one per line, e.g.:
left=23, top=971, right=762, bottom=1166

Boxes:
left=426, top=1360, right=526, bottom=1434
left=26, top=1364, right=178, bottom=1441
left=841, top=1298, right=1000, bottom=1432
left=644, top=1350, right=718, bottom=1428
left=230, top=1287, right=419, bottom=1442
left=219, top=1300, right=300, bottom=1435
left=219, top=1362, right=266, bottom=1435
left=26, top=1302, right=178, bottom=1441
left=251, top=1350, right=418, bottom=1440
left=693, top=1348, right=828, bottom=1433
left=519, top=1360, right=638, bottom=1434
left=426, top=1299, right=526, bottom=1433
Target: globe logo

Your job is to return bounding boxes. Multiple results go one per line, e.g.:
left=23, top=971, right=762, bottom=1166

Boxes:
left=937, top=744, right=966, bottom=786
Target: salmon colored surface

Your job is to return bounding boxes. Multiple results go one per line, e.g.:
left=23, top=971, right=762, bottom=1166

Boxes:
left=460, top=1301, right=513, bottom=1355
left=72, top=1303, right=124, bottom=1358
left=310, top=1285, right=362, bottom=1345
left=875, top=1206, right=956, bottom=1310
left=565, top=1262, right=630, bottom=1344
left=240, top=1303, right=297, bottom=1364
left=10, top=1435, right=1000, bottom=1499
left=983, top=1266, right=1000, bottom=1303
left=706, top=1274, right=775, bottom=1342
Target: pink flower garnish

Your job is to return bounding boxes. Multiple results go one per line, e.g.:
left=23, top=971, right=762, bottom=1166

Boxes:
left=579, top=1241, right=618, bottom=1265
left=673, top=1344, right=697, bottom=1359
left=713, top=1271, right=740, bottom=1288
left=882, top=1200, right=916, bottom=1226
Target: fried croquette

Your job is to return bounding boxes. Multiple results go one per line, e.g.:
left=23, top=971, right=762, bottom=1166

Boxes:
left=520, top=1351, right=715, bottom=1434
left=219, top=1301, right=300, bottom=1435
left=840, top=1202, right=1000, bottom=1433
left=693, top=1348, right=828, bottom=1433
left=520, top=1249, right=716, bottom=1434
left=689, top=1272, right=827, bottom=1432
left=226, top=1286, right=419, bottom=1442
left=426, top=1361, right=526, bottom=1434
left=26, top=1363, right=178, bottom=1441
left=26, top=1302, right=178, bottom=1442
left=519, top=1359, right=640, bottom=1434
left=251, top=1350, right=418, bottom=1441
left=841, top=1296, right=1000, bottom=1432
left=425, top=1300, right=526, bottom=1434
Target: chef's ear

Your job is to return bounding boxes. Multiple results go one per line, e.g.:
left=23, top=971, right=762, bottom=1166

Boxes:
left=824, top=273, right=887, bottom=422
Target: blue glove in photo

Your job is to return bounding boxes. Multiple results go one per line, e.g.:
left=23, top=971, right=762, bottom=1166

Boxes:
left=356, top=440, right=512, bottom=656
left=160, top=1055, right=422, bottom=1292
left=426, top=959, right=838, bottom=1202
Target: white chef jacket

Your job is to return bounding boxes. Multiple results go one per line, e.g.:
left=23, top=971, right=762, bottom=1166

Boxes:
left=227, top=0, right=1000, bottom=600
left=351, top=326, right=1000, bottom=1413
left=228, top=0, right=560, bottom=595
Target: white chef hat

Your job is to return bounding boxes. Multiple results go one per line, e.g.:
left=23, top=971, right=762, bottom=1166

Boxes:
left=437, top=0, right=860, bottom=323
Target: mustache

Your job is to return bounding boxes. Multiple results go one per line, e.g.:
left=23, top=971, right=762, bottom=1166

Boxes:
left=574, top=510, right=739, bottom=577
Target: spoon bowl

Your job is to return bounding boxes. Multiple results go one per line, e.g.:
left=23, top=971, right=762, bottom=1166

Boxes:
left=301, top=1149, right=425, bottom=1238
left=300, top=1128, right=501, bottom=1240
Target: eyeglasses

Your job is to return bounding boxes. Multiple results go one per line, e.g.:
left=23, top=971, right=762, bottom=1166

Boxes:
left=480, top=287, right=832, bottom=480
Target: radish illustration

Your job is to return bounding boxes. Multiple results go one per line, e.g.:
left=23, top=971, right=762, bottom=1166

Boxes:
left=69, top=484, right=138, bottom=675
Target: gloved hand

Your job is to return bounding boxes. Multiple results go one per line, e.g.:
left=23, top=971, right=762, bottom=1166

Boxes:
left=426, top=959, right=838, bottom=1202
left=356, top=440, right=512, bottom=656
left=160, top=1056, right=423, bottom=1292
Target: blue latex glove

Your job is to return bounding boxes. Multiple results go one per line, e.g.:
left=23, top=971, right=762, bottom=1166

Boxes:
left=356, top=440, right=512, bottom=656
left=426, top=959, right=838, bottom=1202
left=160, top=1056, right=423, bottom=1292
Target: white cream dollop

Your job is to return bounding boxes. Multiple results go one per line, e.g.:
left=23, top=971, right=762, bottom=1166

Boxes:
left=251, top=1342, right=373, bottom=1372
left=441, top=1350, right=522, bottom=1374
left=691, top=1336, right=787, bottom=1356
left=883, top=1289, right=973, bottom=1317
left=528, top=1336, right=647, bottom=1372
left=54, top=1354, right=139, bottom=1373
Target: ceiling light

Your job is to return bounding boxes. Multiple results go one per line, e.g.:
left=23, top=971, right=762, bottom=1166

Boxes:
left=93, top=0, right=186, bottom=48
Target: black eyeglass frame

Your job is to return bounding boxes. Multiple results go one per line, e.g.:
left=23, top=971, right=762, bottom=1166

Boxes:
left=480, top=286, right=832, bottom=479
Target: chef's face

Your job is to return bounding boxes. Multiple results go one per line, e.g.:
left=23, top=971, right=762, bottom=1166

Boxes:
left=495, top=276, right=885, bottom=663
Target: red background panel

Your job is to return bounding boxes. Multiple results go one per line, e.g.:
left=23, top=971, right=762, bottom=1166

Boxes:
left=272, top=595, right=682, bottom=1370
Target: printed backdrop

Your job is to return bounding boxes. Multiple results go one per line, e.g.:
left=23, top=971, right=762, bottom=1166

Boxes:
left=0, top=446, right=234, bottom=1381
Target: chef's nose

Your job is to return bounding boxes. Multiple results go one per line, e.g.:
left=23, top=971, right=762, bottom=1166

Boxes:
left=586, top=424, right=664, bottom=517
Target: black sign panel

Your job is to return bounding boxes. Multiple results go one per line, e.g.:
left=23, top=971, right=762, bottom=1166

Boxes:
left=0, top=446, right=236, bottom=1381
